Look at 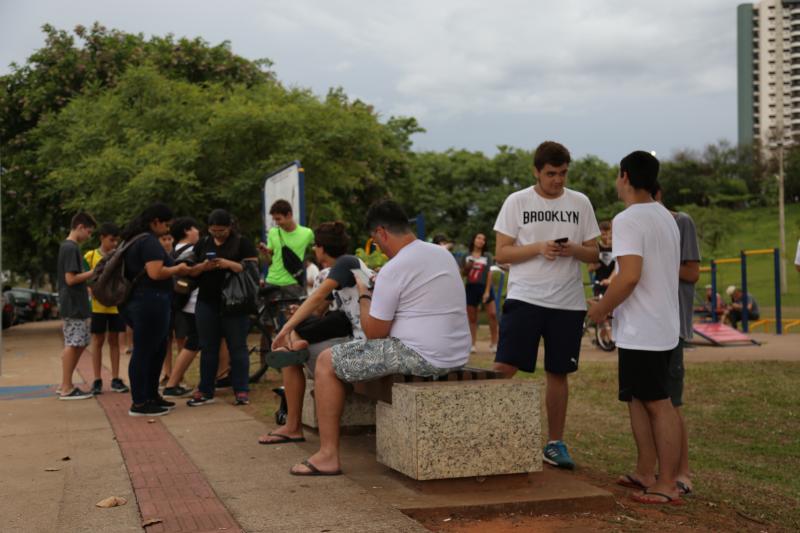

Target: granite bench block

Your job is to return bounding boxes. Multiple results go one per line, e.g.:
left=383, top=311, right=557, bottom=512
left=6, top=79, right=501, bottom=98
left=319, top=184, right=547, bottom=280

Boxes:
left=302, top=378, right=376, bottom=429
left=376, top=379, right=541, bottom=480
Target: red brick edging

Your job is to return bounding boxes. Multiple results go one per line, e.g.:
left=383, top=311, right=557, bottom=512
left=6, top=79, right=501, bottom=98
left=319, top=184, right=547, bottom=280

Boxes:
left=77, top=358, right=242, bottom=533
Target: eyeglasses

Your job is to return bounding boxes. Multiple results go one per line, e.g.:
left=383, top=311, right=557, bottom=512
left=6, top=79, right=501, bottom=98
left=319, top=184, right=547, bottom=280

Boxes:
left=208, top=227, right=230, bottom=236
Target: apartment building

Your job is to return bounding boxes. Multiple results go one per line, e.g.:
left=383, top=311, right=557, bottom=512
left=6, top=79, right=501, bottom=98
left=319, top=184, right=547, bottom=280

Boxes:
left=738, top=0, right=800, bottom=149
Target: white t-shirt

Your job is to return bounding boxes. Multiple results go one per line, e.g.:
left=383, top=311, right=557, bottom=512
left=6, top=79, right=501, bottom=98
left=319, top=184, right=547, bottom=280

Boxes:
left=305, top=262, right=320, bottom=292
left=794, top=238, right=800, bottom=267
left=174, top=243, right=199, bottom=314
left=611, top=202, right=680, bottom=351
left=494, top=186, right=600, bottom=310
left=370, top=240, right=471, bottom=368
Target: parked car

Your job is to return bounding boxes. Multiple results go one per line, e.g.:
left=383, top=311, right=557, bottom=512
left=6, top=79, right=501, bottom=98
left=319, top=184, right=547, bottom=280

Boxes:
left=2, top=290, right=15, bottom=329
left=38, top=291, right=59, bottom=320
left=48, top=292, right=60, bottom=319
left=8, top=288, right=44, bottom=323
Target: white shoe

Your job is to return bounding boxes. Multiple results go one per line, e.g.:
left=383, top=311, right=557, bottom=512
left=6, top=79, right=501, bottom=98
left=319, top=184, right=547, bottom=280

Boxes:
left=489, top=344, right=497, bottom=353
left=470, top=345, right=477, bottom=353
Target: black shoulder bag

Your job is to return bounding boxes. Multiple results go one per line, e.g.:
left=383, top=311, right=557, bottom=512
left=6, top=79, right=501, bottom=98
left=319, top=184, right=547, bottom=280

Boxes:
left=276, top=229, right=306, bottom=286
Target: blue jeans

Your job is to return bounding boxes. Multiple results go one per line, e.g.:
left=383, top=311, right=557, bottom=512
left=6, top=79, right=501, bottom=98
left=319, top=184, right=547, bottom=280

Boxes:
left=120, top=288, right=171, bottom=405
left=195, top=300, right=250, bottom=396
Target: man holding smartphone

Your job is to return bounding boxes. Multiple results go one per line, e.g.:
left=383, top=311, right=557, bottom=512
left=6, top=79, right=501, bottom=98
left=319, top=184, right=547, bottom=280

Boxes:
left=493, top=141, right=600, bottom=469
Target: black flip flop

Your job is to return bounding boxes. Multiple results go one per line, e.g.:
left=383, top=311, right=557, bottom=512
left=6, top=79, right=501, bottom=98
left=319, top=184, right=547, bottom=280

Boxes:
left=258, top=432, right=306, bottom=445
left=616, top=473, right=648, bottom=490
left=290, top=459, right=342, bottom=476
left=676, top=480, right=693, bottom=496
left=266, top=348, right=310, bottom=369
left=631, top=490, right=685, bottom=506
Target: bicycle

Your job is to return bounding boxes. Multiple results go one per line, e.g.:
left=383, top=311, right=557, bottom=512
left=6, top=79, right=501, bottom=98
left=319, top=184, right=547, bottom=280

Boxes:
left=584, top=281, right=616, bottom=352
left=247, top=287, right=306, bottom=383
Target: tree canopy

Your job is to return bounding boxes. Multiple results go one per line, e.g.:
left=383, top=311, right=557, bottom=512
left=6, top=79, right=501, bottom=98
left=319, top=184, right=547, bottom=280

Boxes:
left=1, top=24, right=790, bottom=285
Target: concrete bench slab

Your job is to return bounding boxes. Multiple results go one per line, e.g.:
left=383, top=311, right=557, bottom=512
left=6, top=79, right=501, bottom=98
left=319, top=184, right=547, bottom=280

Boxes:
left=377, top=379, right=542, bottom=480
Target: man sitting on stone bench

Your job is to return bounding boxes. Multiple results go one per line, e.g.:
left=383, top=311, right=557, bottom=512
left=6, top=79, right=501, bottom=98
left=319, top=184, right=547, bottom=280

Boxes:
left=289, top=199, right=472, bottom=476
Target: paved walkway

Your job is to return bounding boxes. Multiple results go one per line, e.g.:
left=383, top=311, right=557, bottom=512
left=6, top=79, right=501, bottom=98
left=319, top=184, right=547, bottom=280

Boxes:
left=0, top=321, right=425, bottom=533
left=75, top=357, right=239, bottom=533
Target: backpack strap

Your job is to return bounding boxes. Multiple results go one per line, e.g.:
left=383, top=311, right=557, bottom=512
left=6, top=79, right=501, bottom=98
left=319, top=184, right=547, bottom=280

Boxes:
left=121, top=233, right=151, bottom=289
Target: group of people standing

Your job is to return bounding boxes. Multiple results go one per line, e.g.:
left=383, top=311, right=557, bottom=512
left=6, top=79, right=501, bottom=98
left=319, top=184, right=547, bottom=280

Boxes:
left=55, top=141, right=701, bottom=505
left=55, top=200, right=311, bottom=417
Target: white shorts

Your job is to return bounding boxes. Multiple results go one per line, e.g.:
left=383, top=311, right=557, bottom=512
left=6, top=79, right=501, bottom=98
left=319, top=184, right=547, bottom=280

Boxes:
left=63, top=318, right=91, bottom=347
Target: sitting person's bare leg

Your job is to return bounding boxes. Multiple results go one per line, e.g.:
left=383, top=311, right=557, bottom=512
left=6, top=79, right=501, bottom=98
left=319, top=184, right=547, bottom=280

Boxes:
left=258, top=364, right=306, bottom=444
left=166, top=348, right=198, bottom=388
left=291, top=349, right=345, bottom=474
left=217, top=339, right=230, bottom=379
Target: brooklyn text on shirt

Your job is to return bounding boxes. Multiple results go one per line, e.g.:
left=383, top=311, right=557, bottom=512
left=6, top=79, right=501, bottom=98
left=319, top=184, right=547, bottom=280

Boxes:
left=522, top=210, right=580, bottom=225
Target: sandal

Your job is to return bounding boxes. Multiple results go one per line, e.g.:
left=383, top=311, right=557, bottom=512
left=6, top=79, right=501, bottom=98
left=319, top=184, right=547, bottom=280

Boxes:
left=676, top=480, right=693, bottom=496
left=266, top=348, right=310, bottom=369
left=289, top=459, right=342, bottom=476
left=258, top=432, right=306, bottom=445
left=631, top=490, right=685, bottom=506
left=616, top=473, right=649, bottom=490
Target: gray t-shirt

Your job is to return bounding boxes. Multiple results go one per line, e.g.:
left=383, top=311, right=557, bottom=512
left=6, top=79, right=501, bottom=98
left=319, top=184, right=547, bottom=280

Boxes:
left=57, top=239, right=91, bottom=319
left=674, top=212, right=700, bottom=340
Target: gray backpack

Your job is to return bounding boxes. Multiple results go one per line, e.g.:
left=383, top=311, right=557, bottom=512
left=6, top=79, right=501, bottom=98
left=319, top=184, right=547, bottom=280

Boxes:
left=89, top=233, right=148, bottom=307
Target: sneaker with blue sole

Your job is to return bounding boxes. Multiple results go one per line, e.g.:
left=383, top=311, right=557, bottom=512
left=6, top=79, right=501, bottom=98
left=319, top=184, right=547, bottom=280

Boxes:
left=543, top=441, right=575, bottom=470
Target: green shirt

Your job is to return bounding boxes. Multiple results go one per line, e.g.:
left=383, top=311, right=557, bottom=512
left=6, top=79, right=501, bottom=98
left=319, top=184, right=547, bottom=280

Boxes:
left=266, top=225, right=314, bottom=286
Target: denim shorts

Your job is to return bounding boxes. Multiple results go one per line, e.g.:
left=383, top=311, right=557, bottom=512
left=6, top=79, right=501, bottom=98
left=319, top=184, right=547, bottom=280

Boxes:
left=330, top=337, right=458, bottom=383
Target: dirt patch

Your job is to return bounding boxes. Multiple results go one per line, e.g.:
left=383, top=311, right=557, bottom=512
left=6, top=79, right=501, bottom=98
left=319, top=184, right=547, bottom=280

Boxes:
left=418, top=467, right=783, bottom=532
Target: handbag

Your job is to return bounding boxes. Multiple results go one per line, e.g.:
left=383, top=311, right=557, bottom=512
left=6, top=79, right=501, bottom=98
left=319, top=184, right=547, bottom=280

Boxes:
left=221, top=261, right=259, bottom=315
left=276, top=229, right=306, bottom=285
left=171, top=243, right=198, bottom=309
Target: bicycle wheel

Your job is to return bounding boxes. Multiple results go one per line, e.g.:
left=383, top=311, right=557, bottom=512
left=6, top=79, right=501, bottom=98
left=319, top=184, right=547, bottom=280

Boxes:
left=595, top=321, right=616, bottom=352
left=248, top=315, right=272, bottom=383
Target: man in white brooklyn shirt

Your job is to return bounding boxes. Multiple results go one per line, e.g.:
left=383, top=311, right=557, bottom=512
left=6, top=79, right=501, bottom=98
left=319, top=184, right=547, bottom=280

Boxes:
left=493, top=141, right=600, bottom=470
left=587, top=151, right=684, bottom=505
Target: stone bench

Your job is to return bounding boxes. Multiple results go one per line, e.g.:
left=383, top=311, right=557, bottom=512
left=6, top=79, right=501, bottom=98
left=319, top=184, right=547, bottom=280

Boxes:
left=301, top=365, right=542, bottom=481
left=301, top=367, right=503, bottom=428
left=376, top=379, right=542, bottom=480
left=351, top=366, right=504, bottom=404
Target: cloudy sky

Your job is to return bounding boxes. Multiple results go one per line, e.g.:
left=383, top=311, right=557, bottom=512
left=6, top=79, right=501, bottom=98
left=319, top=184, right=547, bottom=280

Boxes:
left=1, top=0, right=745, bottom=161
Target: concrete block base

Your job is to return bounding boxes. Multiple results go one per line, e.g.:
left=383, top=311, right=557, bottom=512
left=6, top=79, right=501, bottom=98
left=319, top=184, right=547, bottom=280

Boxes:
left=376, top=379, right=541, bottom=480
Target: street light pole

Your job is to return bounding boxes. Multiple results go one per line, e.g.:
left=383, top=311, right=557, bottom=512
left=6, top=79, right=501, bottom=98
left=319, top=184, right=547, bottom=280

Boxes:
left=778, top=142, right=788, bottom=294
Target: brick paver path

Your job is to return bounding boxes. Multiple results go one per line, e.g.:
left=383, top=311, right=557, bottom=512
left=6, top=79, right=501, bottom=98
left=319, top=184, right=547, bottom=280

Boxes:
left=77, top=357, right=242, bottom=533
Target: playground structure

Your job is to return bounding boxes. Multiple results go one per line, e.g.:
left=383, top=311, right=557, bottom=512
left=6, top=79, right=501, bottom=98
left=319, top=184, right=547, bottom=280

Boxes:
left=702, top=247, right=800, bottom=334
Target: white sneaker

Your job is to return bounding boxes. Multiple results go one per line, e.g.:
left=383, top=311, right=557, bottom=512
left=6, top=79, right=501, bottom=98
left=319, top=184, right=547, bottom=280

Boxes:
left=470, top=345, right=477, bottom=353
left=489, top=344, right=497, bottom=353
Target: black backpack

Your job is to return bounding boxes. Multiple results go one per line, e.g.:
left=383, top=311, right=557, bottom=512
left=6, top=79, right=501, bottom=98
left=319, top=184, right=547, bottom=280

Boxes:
left=89, top=233, right=148, bottom=307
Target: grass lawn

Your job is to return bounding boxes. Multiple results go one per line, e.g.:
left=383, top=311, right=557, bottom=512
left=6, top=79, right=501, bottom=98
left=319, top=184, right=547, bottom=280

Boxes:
left=698, top=203, right=800, bottom=319
left=468, top=351, right=800, bottom=530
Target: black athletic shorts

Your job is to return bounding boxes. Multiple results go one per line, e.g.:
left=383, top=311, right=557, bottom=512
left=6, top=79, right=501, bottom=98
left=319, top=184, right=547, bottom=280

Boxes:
left=465, top=284, right=495, bottom=307
left=174, top=311, right=200, bottom=352
left=90, top=312, right=126, bottom=334
left=494, top=299, right=585, bottom=374
left=295, top=310, right=352, bottom=344
left=666, top=339, right=685, bottom=407
left=618, top=345, right=677, bottom=403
